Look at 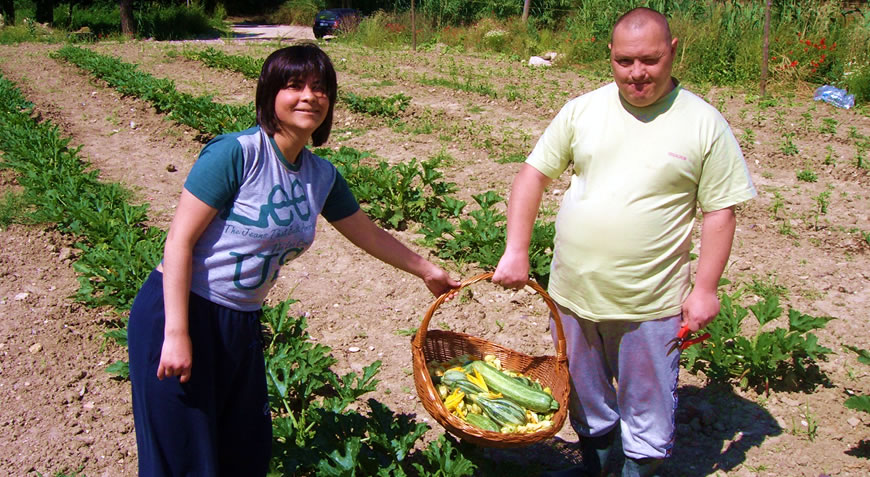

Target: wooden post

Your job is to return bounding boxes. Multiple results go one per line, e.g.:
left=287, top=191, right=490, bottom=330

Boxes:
left=760, top=0, right=771, bottom=97
left=522, top=0, right=531, bottom=23
left=411, top=0, right=417, bottom=52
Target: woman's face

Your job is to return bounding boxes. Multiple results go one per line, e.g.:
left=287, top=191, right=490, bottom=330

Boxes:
left=273, top=75, right=330, bottom=136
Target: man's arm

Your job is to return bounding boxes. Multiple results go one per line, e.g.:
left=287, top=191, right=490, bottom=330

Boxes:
left=681, top=206, right=736, bottom=331
left=492, top=164, right=553, bottom=289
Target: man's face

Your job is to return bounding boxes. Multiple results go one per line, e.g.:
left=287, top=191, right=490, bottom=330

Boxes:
left=609, top=22, right=678, bottom=108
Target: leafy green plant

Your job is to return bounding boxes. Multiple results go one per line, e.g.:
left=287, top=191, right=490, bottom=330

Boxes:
left=792, top=401, right=820, bottom=441
left=819, top=117, right=838, bottom=135
left=812, top=187, right=832, bottom=230
left=182, top=46, right=263, bottom=78
left=420, top=190, right=554, bottom=286
left=843, top=345, right=870, bottom=415
left=823, top=145, right=837, bottom=166
left=796, top=168, right=817, bottom=182
left=317, top=146, right=457, bottom=230
left=739, top=127, right=756, bottom=147
left=780, top=132, right=799, bottom=156
left=856, top=140, right=868, bottom=170
left=395, top=327, right=418, bottom=336
left=341, top=91, right=411, bottom=118
left=682, top=289, right=835, bottom=392
left=262, top=299, right=475, bottom=475
left=769, top=191, right=785, bottom=219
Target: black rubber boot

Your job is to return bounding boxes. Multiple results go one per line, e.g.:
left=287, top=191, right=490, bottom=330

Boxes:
left=620, top=457, right=663, bottom=477
left=578, top=427, right=618, bottom=476
left=542, top=427, right=619, bottom=477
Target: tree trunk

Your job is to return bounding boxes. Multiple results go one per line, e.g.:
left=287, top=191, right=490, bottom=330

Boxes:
left=760, top=0, right=771, bottom=97
left=34, top=0, right=53, bottom=24
left=119, top=0, right=135, bottom=36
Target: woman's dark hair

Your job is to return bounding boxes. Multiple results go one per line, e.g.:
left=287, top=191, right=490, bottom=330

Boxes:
left=256, top=43, right=338, bottom=147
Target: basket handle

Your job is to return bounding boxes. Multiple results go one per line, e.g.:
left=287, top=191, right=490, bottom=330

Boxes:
left=412, top=271, right=568, bottom=362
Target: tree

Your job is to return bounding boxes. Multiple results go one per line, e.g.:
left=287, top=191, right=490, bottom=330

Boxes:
left=35, top=0, right=53, bottom=24
left=120, top=0, right=135, bottom=36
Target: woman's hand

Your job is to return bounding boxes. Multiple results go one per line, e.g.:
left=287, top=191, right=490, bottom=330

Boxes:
left=157, top=331, right=193, bottom=383
left=421, top=263, right=461, bottom=298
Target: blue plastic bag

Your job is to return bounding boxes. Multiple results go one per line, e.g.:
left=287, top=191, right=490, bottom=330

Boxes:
left=814, top=85, right=855, bottom=109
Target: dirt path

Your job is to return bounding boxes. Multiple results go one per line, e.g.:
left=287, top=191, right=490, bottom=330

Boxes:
left=0, top=41, right=868, bottom=476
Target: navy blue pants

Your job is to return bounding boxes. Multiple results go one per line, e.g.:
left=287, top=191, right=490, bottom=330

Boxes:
left=128, top=270, right=272, bottom=476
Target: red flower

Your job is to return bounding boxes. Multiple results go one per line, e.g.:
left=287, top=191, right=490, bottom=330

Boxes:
left=821, top=54, right=826, bottom=61
left=771, top=56, right=777, bottom=61
left=820, top=37, right=826, bottom=45
left=790, top=60, right=798, bottom=67
left=805, top=39, right=812, bottom=46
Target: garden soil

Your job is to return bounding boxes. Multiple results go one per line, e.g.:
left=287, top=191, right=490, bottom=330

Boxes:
left=0, top=36, right=868, bottom=477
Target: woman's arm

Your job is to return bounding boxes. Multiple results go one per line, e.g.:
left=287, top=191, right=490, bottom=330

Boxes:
left=330, top=210, right=459, bottom=297
left=158, top=189, right=219, bottom=382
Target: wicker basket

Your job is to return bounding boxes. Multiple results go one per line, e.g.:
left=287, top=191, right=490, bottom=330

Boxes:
left=411, top=272, right=570, bottom=448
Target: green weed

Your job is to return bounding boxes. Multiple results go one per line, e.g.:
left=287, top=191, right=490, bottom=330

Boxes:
left=796, top=169, right=817, bottom=182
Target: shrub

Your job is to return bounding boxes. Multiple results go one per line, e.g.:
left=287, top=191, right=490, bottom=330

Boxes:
left=136, top=4, right=217, bottom=40
left=267, top=0, right=324, bottom=26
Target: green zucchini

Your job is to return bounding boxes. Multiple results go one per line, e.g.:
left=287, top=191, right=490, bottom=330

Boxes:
left=465, top=412, right=501, bottom=432
left=477, top=395, right=527, bottom=426
left=469, top=361, right=559, bottom=413
left=440, top=370, right=469, bottom=386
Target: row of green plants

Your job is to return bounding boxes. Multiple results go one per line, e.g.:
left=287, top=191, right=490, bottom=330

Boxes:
left=53, top=45, right=254, bottom=140
left=179, top=47, right=409, bottom=120
left=0, top=72, right=482, bottom=476
left=180, top=46, right=536, bottom=161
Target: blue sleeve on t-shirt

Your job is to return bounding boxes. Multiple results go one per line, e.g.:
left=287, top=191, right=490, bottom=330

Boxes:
left=184, top=135, right=245, bottom=210
left=321, top=171, right=360, bottom=222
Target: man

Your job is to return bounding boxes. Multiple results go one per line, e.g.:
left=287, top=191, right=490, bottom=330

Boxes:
left=492, top=7, right=756, bottom=477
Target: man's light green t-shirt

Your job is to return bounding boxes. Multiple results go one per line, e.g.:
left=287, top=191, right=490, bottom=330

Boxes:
left=527, top=81, right=756, bottom=322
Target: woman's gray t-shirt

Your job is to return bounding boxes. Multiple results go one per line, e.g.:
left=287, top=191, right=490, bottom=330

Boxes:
left=183, top=126, right=358, bottom=311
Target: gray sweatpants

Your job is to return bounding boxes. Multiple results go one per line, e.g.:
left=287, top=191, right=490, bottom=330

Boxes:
left=552, top=304, right=681, bottom=460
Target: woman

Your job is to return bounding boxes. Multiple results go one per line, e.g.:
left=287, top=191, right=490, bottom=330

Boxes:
left=127, top=43, right=458, bottom=476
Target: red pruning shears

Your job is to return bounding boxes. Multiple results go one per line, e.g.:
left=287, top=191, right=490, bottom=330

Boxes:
left=666, top=325, right=711, bottom=355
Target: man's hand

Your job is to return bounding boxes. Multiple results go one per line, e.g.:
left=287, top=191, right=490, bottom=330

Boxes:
left=681, top=288, right=720, bottom=332
left=157, top=331, right=193, bottom=383
left=492, top=249, right=530, bottom=289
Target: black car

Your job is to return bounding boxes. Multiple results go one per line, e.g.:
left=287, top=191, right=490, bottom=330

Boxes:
left=312, top=8, right=361, bottom=39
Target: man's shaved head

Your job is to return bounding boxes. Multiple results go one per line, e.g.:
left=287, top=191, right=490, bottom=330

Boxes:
left=611, top=7, right=672, bottom=44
